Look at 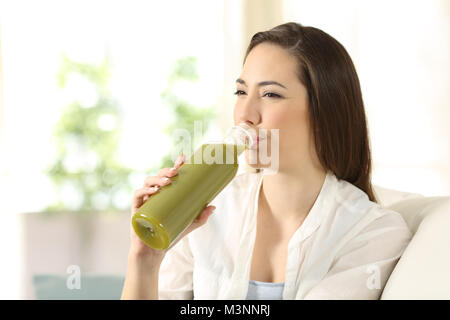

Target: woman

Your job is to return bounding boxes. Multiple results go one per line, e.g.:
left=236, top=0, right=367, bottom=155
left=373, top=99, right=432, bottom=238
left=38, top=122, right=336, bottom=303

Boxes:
left=121, top=22, right=411, bottom=300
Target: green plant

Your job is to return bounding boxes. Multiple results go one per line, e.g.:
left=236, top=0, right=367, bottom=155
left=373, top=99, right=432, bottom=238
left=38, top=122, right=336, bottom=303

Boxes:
left=45, top=54, right=216, bottom=213
left=45, top=53, right=132, bottom=213
left=158, top=56, right=216, bottom=169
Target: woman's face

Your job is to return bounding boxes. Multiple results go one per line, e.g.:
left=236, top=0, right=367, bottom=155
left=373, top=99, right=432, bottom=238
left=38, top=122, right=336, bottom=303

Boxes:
left=234, top=42, right=317, bottom=172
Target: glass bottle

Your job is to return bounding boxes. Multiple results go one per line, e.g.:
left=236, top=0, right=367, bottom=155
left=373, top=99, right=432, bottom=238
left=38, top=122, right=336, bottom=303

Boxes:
left=132, top=122, right=254, bottom=250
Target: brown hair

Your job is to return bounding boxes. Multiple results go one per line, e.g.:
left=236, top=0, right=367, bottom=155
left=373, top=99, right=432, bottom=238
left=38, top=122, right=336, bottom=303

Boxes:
left=245, top=22, right=377, bottom=203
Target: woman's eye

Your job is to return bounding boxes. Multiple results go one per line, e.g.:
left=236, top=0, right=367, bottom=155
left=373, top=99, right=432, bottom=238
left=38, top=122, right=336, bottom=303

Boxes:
left=263, top=92, right=281, bottom=98
left=234, top=90, right=246, bottom=96
left=234, top=90, right=281, bottom=98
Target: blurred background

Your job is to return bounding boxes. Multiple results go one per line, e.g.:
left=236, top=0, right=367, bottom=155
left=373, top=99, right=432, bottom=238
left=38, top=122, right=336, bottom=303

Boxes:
left=0, top=0, right=448, bottom=299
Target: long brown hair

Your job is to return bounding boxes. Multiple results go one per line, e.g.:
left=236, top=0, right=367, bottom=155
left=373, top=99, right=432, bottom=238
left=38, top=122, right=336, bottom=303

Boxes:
left=245, top=22, right=377, bottom=203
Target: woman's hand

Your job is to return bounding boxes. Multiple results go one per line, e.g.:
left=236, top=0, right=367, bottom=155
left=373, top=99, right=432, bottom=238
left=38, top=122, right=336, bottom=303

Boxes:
left=122, top=153, right=216, bottom=300
left=128, top=153, right=216, bottom=264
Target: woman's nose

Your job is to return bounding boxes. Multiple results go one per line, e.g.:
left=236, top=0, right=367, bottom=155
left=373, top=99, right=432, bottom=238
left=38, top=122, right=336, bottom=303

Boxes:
left=236, top=97, right=261, bottom=126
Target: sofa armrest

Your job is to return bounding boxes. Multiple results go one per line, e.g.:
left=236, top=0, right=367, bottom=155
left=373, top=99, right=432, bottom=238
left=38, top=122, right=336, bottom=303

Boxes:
left=381, top=196, right=450, bottom=299
left=373, top=185, right=424, bottom=208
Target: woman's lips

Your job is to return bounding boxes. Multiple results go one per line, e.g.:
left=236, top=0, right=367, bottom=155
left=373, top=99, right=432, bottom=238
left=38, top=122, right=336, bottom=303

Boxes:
left=248, top=136, right=266, bottom=150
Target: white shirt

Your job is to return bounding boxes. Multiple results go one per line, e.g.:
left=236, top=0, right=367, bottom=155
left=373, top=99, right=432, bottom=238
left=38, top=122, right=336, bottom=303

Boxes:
left=158, top=170, right=412, bottom=300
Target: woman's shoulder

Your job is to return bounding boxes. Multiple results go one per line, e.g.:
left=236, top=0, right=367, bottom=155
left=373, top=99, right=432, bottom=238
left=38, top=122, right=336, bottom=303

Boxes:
left=328, top=174, right=412, bottom=242
left=331, top=173, right=392, bottom=215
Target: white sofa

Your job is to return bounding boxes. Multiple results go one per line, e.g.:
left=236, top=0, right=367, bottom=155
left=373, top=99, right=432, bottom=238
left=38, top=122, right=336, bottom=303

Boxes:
left=373, top=185, right=450, bottom=299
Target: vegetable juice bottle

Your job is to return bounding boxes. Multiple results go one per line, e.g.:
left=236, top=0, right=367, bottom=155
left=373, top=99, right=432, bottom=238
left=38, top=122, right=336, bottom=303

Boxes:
left=132, top=122, right=254, bottom=250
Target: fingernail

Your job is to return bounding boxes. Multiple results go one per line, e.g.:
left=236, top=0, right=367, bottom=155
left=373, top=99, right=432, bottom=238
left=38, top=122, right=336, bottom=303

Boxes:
left=174, top=156, right=184, bottom=167
left=164, top=177, right=170, bottom=182
left=170, top=167, right=176, bottom=173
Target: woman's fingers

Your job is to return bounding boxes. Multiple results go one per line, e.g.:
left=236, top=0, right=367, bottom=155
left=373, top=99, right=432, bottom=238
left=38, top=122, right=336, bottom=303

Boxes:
left=173, top=154, right=185, bottom=169
left=143, top=154, right=186, bottom=187
left=156, top=154, right=186, bottom=177
left=143, top=175, right=172, bottom=188
left=131, top=186, right=160, bottom=213
left=157, top=167, right=178, bottom=178
left=192, top=205, right=216, bottom=225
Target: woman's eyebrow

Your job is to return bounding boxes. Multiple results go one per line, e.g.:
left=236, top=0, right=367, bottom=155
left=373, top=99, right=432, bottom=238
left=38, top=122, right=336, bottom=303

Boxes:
left=236, top=78, right=287, bottom=89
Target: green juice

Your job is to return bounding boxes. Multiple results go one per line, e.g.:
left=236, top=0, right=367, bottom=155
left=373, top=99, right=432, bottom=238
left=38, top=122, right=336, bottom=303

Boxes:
left=132, top=143, right=246, bottom=250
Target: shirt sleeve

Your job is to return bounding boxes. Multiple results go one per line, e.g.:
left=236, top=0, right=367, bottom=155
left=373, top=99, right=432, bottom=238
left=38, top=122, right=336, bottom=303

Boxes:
left=303, top=211, right=412, bottom=300
left=158, top=235, right=194, bottom=300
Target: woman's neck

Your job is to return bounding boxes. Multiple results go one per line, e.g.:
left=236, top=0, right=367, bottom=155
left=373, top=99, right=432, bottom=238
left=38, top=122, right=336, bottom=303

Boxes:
left=259, top=164, right=327, bottom=224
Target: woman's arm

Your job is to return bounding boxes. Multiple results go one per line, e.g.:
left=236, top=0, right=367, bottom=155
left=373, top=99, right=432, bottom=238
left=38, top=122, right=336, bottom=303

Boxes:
left=121, top=252, right=162, bottom=300
left=121, top=154, right=215, bottom=300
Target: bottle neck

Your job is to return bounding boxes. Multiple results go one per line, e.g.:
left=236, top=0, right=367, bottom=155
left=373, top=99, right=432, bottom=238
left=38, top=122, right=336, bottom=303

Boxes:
left=223, top=122, right=254, bottom=156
